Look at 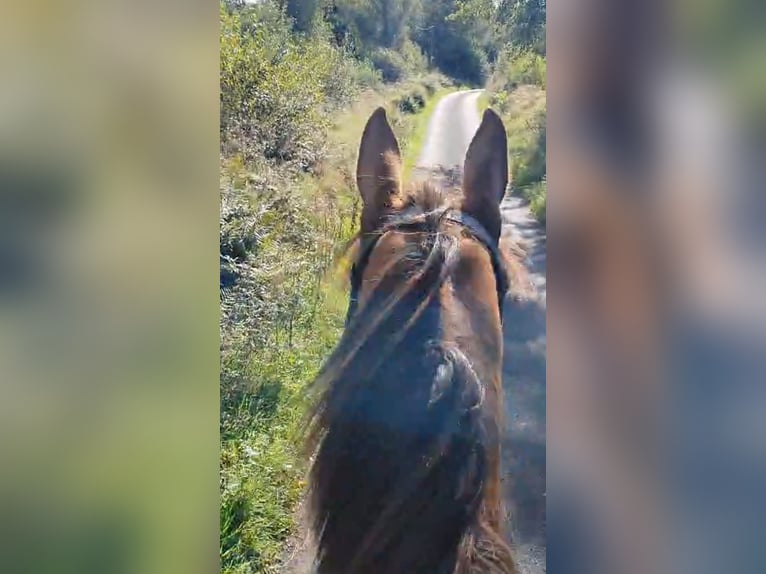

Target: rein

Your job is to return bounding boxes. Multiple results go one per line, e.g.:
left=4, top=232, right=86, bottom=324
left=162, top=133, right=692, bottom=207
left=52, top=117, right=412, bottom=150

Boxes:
left=345, top=209, right=509, bottom=326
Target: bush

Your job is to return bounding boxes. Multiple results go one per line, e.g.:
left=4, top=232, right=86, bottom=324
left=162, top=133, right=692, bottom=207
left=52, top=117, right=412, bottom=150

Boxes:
left=412, top=8, right=488, bottom=86
left=368, top=40, right=428, bottom=83
left=398, top=39, right=429, bottom=76
left=369, top=48, right=409, bottom=82
left=351, top=59, right=384, bottom=90
left=395, top=85, right=427, bottom=114
left=219, top=4, right=367, bottom=570
left=421, top=76, right=439, bottom=96
left=492, top=49, right=546, bottom=91
left=220, top=2, right=362, bottom=168
left=430, top=36, right=487, bottom=86
left=511, top=51, right=546, bottom=88
left=220, top=5, right=453, bottom=569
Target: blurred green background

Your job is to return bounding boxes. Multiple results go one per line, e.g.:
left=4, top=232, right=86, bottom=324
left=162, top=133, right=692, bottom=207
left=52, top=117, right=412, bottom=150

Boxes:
left=0, top=1, right=219, bottom=573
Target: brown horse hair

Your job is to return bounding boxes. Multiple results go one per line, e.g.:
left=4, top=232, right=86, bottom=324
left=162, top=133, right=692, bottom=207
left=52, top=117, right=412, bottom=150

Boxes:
left=305, top=182, right=518, bottom=573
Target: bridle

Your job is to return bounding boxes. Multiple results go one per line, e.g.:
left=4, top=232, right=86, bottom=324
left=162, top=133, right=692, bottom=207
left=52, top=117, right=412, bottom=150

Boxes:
left=345, top=209, right=509, bottom=326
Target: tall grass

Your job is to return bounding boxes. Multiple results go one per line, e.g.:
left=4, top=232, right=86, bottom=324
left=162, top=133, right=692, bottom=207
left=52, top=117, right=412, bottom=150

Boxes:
left=220, top=155, right=355, bottom=573
left=485, top=48, right=547, bottom=223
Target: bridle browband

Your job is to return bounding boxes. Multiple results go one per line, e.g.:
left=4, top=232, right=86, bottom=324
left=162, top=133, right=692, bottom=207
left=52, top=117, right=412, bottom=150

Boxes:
left=345, top=209, right=509, bottom=327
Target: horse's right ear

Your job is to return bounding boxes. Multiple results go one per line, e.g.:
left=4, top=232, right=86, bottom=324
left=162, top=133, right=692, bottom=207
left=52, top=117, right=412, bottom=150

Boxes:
left=356, top=107, right=402, bottom=232
left=462, top=109, right=508, bottom=241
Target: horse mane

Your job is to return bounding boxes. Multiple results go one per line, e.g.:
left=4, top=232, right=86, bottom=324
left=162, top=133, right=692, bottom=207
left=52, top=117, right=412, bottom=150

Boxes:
left=305, top=181, right=517, bottom=573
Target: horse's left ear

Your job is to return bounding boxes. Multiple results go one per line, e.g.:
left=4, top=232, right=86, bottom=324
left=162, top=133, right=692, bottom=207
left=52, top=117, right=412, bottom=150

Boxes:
left=357, top=107, right=403, bottom=233
left=462, top=109, right=508, bottom=241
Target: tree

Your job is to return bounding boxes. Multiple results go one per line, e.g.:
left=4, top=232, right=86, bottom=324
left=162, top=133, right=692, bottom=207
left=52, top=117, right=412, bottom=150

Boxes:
left=448, top=0, right=500, bottom=62
left=413, top=0, right=486, bottom=84
left=499, top=0, right=546, bottom=54
left=330, top=0, right=420, bottom=51
left=285, top=0, right=320, bottom=33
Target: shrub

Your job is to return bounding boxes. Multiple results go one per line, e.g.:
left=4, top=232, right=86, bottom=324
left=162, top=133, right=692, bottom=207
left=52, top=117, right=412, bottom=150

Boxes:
left=219, top=5, right=453, bottom=569
left=431, top=38, right=487, bottom=86
left=396, top=85, right=427, bottom=114
left=220, top=6, right=367, bottom=570
left=412, top=13, right=487, bottom=86
left=220, top=2, right=362, bottom=168
left=369, top=48, right=409, bottom=82
left=398, top=39, right=429, bottom=76
left=351, top=59, right=384, bottom=90
left=418, top=72, right=449, bottom=97
left=511, top=51, right=546, bottom=88
left=421, top=76, right=439, bottom=96
left=492, top=49, right=546, bottom=91
left=368, top=40, right=429, bottom=83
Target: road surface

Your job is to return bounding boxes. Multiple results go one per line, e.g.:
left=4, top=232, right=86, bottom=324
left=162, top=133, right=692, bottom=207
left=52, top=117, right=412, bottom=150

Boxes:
left=414, top=89, right=547, bottom=574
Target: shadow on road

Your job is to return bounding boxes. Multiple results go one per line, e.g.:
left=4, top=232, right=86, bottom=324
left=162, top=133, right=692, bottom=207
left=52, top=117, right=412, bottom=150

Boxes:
left=499, top=191, right=547, bottom=573
left=502, top=294, right=546, bottom=546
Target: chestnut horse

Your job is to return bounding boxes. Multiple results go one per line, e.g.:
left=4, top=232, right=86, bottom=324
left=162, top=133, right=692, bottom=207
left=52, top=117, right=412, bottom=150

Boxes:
left=305, top=107, right=517, bottom=573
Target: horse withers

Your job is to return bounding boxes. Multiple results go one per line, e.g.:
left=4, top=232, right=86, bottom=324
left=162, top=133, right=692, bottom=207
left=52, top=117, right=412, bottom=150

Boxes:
left=305, top=107, right=517, bottom=574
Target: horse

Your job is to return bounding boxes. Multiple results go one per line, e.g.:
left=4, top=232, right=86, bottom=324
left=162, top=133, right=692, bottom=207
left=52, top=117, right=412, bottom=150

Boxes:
left=304, top=106, right=518, bottom=574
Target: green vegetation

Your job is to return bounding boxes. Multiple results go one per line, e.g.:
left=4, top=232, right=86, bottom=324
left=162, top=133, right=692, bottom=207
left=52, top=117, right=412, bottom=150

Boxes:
left=495, top=49, right=546, bottom=90
left=526, top=178, right=547, bottom=222
left=220, top=0, right=545, bottom=570
left=268, top=0, right=514, bottom=86
left=487, top=75, right=546, bottom=223
left=482, top=0, right=547, bottom=222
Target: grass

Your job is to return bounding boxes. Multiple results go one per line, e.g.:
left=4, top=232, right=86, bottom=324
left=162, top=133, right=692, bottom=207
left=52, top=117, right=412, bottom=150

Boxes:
left=220, top=76, right=449, bottom=574
left=220, top=169, right=352, bottom=573
left=483, top=48, right=546, bottom=223
left=486, top=84, right=546, bottom=223
left=526, top=179, right=546, bottom=223
left=220, top=296, right=345, bottom=574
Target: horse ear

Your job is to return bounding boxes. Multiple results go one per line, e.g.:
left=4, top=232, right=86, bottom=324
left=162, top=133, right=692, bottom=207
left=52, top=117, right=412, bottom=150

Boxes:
left=462, top=109, right=508, bottom=241
left=357, top=107, right=403, bottom=232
